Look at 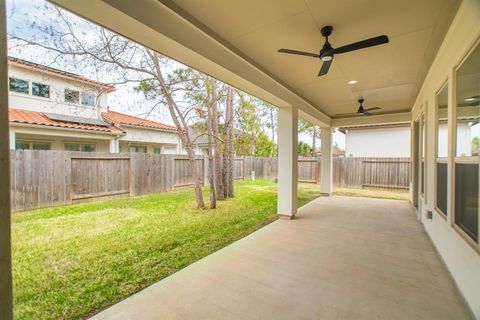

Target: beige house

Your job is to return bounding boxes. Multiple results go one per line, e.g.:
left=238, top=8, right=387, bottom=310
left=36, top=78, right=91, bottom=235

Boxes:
left=7, top=57, right=183, bottom=154
left=0, top=0, right=479, bottom=319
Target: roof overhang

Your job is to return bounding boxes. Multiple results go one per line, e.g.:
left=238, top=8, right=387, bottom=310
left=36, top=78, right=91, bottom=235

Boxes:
left=49, top=0, right=330, bottom=126
left=48, top=0, right=459, bottom=127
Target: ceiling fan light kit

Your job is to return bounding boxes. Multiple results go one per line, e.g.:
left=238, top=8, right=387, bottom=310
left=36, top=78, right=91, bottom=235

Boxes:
left=335, top=98, right=382, bottom=117
left=278, top=25, right=389, bottom=77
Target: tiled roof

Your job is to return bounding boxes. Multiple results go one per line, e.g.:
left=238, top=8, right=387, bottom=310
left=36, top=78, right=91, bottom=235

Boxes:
left=9, top=108, right=123, bottom=133
left=9, top=57, right=115, bottom=92
left=102, top=110, right=176, bottom=131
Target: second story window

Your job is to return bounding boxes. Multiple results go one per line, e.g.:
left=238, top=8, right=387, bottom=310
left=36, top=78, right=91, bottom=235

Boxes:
left=32, top=82, right=50, bottom=98
left=65, top=88, right=80, bottom=104
left=81, top=92, right=95, bottom=106
left=9, top=77, right=29, bottom=94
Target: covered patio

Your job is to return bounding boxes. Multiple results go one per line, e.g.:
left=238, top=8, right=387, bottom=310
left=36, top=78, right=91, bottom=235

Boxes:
left=0, top=0, right=479, bottom=319
left=91, top=196, right=471, bottom=320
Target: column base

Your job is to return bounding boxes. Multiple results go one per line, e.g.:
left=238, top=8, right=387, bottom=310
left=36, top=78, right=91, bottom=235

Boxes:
left=278, top=214, right=295, bottom=220
left=321, top=192, right=331, bottom=197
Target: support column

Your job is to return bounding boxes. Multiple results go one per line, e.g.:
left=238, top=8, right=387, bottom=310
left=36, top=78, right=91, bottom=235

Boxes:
left=277, top=107, right=298, bottom=219
left=320, top=127, right=333, bottom=196
left=0, top=0, right=13, bottom=318
left=109, top=137, right=119, bottom=153
left=9, top=129, right=14, bottom=150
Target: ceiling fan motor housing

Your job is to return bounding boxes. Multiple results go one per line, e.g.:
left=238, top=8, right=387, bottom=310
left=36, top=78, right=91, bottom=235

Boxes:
left=320, top=26, right=334, bottom=61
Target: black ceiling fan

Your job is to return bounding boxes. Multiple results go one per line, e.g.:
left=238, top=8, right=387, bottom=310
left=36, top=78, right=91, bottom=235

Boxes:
left=335, top=98, right=381, bottom=117
left=278, top=26, right=389, bottom=76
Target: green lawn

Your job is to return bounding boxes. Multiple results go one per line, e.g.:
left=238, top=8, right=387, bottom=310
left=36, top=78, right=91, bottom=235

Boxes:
left=12, top=180, right=321, bottom=320
left=333, top=187, right=409, bottom=201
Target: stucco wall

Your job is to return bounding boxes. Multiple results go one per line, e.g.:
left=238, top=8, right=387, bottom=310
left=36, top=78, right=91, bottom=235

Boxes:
left=8, top=64, right=108, bottom=119
left=10, top=125, right=113, bottom=152
left=345, top=126, right=410, bottom=157
left=410, top=0, right=480, bottom=317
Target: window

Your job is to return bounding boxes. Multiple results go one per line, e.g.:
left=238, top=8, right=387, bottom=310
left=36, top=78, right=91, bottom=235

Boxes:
left=128, top=146, right=147, bottom=153
left=32, top=142, right=51, bottom=150
left=81, top=92, right=95, bottom=106
left=32, top=82, right=50, bottom=98
left=420, top=112, right=426, bottom=195
left=65, top=143, right=96, bottom=152
left=15, top=141, right=30, bottom=150
left=15, top=140, right=50, bottom=150
left=435, top=83, right=448, bottom=216
left=9, top=77, right=29, bottom=94
left=153, top=147, right=161, bottom=154
left=454, top=42, right=479, bottom=244
left=65, top=88, right=80, bottom=104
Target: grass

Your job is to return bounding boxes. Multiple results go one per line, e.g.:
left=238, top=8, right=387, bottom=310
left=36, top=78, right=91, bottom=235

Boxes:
left=12, top=180, right=321, bottom=320
left=333, top=187, right=409, bottom=201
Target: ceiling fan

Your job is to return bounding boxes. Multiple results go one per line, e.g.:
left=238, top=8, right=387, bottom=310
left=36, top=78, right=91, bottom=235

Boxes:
left=278, top=26, right=389, bottom=76
left=335, top=99, right=381, bottom=117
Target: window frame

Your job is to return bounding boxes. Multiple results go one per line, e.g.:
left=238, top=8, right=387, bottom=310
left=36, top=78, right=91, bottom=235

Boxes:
left=128, top=145, right=148, bottom=153
left=15, top=139, right=51, bottom=151
left=64, top=88, right=80, bottom=104
left=419, top=111, right=426, bottom=197
left=31, top=81, right=51, bottom=99
left=80, top=92, right=96, bottom=107
left=434, top=80, right=449, bottom=219
left=9, top=77, right=29, bottom=95
left=451, top=38, right=480, bottom=252
left=64, top=142, right=97, bottom=152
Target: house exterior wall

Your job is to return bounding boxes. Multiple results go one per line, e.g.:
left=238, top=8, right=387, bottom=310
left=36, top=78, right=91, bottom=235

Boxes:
left=10, top=125, right=113, bottom=152
left=411, top=0, right=480, bottom=317
left=8, top=64, right=108, bottom=119
left=7, top=62, right=184, bottom=154
left=345, top=126, right=411, bottom=157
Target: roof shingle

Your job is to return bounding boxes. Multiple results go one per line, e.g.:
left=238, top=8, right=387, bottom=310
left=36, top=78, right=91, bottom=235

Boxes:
left=102, top=110, right=176, bottom=131
left=9, top=108, right=123, bottom=133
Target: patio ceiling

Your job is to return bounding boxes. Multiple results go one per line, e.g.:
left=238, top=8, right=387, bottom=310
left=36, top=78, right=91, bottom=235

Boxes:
left=50, top=0, right=460, bottom=125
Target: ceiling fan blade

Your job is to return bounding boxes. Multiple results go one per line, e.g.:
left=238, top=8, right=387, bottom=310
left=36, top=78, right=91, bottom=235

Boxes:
left=278, top=48, right=320, bottom=58
left=364, top=107, right=381, bottom=111
left=333, top=35, right=389, bottom=55
left=318, top=58, right=333, bottom=76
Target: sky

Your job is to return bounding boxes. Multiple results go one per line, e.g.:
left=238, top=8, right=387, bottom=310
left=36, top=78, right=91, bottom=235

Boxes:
left=6, top=0, right=346, bottom=149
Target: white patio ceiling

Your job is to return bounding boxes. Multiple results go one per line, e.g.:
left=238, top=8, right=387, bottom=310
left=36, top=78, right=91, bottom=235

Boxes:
left=50, top=0, right=460, bottom=126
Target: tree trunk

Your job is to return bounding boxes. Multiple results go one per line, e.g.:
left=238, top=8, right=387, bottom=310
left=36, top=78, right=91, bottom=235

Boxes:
left=223, top=85, right=235, bottom=198
left=210, top=79, right=224, bottom=200
left=207, top=89, right=216, bottom=208
left=149, top=51, right=205, bottom=209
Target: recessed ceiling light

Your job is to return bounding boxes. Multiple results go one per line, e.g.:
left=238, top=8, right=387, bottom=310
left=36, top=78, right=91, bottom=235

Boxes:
left=348, top=80, right=358, bottom=84
left=465, top=97, right=476, bottom=102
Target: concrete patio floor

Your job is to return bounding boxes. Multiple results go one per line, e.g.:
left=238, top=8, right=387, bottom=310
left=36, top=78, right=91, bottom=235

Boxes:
left=91, top=196, right=473, bottom=320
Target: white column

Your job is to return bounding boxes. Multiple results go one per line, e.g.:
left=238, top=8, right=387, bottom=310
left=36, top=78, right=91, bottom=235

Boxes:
left=277, top=107, right=298, bottom=219
left=9, top=130, right=14, bottom=150
left=320, top=127, right=333, bottom=195
left=109, top=138, right=119, bottom=153
left=0, top=0, right=13, bottom=318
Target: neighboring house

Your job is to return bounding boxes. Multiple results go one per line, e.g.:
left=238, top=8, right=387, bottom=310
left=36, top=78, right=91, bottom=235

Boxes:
left=7, top=56, right=184, bottom=154
left=342, top=122, right=473, bottom=157
left=341, top=124, right=412, bottom=157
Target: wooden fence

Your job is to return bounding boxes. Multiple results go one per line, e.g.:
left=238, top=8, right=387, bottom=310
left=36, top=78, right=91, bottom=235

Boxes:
left=235, top=156, right=411, bottom=189
left=9, top=150, right=410, bottom=212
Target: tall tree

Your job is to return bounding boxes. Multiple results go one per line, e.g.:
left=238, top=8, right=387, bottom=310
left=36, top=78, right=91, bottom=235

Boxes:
left=208, top=78, right=224, bottom=200
left=299, top=119, right=320, bottom=155
left=9, top=7, right=207, bottom=207
left=223, top=85, right=235, bottom=198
